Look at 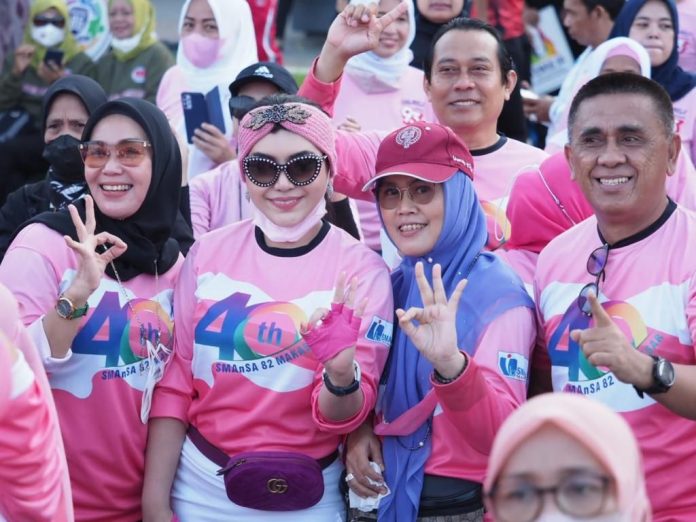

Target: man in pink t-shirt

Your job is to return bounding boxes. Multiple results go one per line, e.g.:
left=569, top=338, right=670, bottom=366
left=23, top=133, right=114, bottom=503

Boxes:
left=534, top=73, right=696, bottom=519
left=299, top=5, right=548, bottom=254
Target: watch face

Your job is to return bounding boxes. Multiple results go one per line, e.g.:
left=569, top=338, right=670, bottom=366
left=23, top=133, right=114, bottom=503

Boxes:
left=657, top=358, right=676, bottom=387
left=56, top=298, right=74, bottom=318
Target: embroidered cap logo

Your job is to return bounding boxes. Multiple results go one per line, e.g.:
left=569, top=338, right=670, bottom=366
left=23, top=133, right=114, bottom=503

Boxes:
left=395, top=126, right=422, bottom=149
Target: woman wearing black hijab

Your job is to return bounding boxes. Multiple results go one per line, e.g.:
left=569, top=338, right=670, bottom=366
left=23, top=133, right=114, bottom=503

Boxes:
left=0, top=75, right=194, bottom=261
left=0, top=75, right=105, bottom=259
left=0, top=98, right=186, bottom=521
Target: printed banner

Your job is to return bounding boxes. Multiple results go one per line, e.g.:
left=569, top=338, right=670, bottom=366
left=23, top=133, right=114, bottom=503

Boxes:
left=67, top=0, right=111, bottom=60
left=528, top=6, right=575, bottom=94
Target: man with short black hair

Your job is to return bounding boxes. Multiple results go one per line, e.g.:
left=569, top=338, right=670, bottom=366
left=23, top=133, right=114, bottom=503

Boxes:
left=301, top=5, right=548, bottom=253
left=534, top=73, right=696, bottom=519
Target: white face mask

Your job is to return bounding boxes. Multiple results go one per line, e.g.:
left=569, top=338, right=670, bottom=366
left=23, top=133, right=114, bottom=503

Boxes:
left=110, top=26, right=146, bottom=55
left=31, top=24, right=65, bottom=48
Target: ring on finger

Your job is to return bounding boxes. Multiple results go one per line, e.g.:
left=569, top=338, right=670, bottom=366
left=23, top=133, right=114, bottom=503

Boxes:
left=345, top=473, right=355, bottom=483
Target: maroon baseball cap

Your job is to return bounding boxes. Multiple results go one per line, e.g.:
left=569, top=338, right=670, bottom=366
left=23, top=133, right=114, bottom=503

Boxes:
left=362, top=122, right=474, bottom=191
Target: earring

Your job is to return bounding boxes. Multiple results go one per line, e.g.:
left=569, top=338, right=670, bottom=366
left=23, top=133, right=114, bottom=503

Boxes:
left=326, top=182, right=334, bottom=200
left=244, top=191, right=250, bottom=202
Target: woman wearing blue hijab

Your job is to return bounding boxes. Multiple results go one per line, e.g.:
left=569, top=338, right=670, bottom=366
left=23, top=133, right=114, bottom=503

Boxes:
left=611, top=0, right=696, bottom=160
left=343, top=122, right=535, bottom=521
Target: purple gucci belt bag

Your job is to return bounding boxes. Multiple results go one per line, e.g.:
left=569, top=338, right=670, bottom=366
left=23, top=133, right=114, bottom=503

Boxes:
left=187, top=426, right=337, bottom=511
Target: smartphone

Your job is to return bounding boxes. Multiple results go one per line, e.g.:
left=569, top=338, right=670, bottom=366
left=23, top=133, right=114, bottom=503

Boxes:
left=44, top=49, right=64, bottom=68
left=181, top=86, right=226, bottom=144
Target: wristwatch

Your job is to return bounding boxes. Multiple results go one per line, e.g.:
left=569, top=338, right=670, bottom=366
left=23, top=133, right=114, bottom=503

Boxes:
left=55, top=295, right=89, bottom=320
left=634, top=355, right=675, bottom=398
left=323, top=361, right=361, bottom=396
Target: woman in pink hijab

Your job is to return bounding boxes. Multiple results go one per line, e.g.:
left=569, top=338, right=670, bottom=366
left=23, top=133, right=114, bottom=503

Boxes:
left=484, top=393, right=651, bottom=522
left=0, top=283, right=72, bottom=522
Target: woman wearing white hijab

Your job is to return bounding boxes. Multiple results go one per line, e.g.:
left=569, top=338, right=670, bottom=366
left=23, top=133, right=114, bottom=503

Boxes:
left=332, top=0, right=432, bottom=253
left=544, top=37, right=651, bottom=154
left=156, top=0, right=257, bottom=180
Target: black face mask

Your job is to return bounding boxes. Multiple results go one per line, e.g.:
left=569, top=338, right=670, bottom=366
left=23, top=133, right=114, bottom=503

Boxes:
left=42, top=134, right=84, bottom=183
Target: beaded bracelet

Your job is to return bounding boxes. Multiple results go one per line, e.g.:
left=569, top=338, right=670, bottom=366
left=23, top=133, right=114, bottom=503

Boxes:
left=433, top=353, right=469, bottom=385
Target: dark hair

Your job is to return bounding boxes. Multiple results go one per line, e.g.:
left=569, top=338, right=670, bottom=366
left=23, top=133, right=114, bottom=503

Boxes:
left=579, top=0, right=625, bottom=21
left=423, top=17, right=514, bottom=83
left=567, top=73, right=675, bottom=138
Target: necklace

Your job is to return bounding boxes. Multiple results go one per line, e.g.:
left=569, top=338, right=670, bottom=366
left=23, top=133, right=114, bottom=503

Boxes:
left=109, top=257, right=163, bottom=348
left=106, top=254, right=172, bottom=423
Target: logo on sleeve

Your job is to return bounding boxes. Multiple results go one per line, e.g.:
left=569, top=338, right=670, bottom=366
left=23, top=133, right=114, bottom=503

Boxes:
left=366, top=316, right=393, bottom=346
left=499, top=352, right=529, bottom=381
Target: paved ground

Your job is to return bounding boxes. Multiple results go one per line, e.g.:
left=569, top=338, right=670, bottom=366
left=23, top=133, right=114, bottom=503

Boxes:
left=151, top=0, right=325, bottom=73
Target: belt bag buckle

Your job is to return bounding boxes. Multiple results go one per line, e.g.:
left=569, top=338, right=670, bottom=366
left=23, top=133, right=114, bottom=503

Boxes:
left=218, top=451, right=325, bottom=511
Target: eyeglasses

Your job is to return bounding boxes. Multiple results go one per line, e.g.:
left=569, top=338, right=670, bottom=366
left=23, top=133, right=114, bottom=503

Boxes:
left=33, top=15, right=66, bottom=28
left=243, top=153, right=327, bottom=187
left=376, top=181, right=437, bottom=210
left=79, top=139, right=152, bottom=168
left=489, top=471, right=613, bottom=522
left=577, top=244, right=609, bottom=316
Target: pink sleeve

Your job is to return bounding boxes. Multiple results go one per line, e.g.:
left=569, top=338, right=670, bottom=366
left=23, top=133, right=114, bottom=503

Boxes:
left=155, top=67, right=185, bottom=123
left=0, top=227, right=62, bottom=326
left=333, top=130, right=384, bottom=201
left=0, top=347, right=72, bottom=522
left=0, top=345, right=10, bottom=419
left=311, top=254, right=394, bottom=433
left=431, top=306, right=535, bottom=455
left=298, top=58, right=385, bottom=201
left=189, top=173, right=213, bottom=238
left=298, top=57, right=342, bottom=117
left=686, top=271, right=696, bottom=355
left=150, top=244, right=199, bottom=423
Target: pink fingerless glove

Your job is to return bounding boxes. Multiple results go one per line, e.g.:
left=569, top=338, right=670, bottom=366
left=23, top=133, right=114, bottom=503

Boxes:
left=302, top=302, right=361, bottom=363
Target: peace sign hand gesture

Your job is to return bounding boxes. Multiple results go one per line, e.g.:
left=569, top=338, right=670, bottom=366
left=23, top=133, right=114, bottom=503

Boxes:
left=570, top=291, right=654, bottom=389
left=302, top=272, right=367, bottom=385
left=396, top=262, right=468, bottom=380
left=317, top=1, right=409, bottom=82
left=62, top=196, right=128, bottom=303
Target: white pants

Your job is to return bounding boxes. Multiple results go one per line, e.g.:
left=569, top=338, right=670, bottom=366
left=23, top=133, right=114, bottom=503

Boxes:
left=172, top=437, right=346, bottom=522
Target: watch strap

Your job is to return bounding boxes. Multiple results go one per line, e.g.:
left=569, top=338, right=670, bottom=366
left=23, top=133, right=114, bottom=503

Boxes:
left=323, top=361, right=361, bottom=396
left=56, top=295, right=89, bottom=320
left=634, top=355, right=672, bottom=398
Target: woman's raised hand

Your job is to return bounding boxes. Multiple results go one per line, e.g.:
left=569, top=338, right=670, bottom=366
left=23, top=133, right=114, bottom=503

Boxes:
left=317, top=1, right=409, bottom=82
left=302, top=272, right=367, bottom=383
left=63, top=196, right=127, bottom=300
left=396, top=262, right=467, bottom=378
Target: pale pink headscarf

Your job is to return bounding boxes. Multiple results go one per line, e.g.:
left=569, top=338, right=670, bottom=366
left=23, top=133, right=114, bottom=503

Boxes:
left=484, top=393, right=651, bottom=522
left=0, top=284, right=73, bottom=522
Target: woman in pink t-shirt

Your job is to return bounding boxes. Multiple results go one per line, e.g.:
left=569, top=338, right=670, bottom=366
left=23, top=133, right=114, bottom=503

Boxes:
left=143, top=95, right=393, bottom=521
left=0, top=98, right=187, bottom=521
left=334, top=0, right=432, bottom=251
left=484, top=393, right=651, bottom=521
left=0, top=284, right=72, bottom=522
